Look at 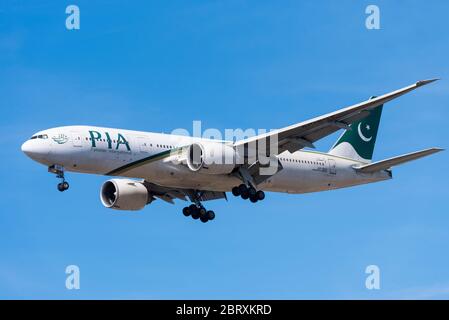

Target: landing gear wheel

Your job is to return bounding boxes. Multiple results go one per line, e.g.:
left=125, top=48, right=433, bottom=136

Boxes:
left=240, top=185, right=250, bottom=199
left=248, top=187, right=256, bottom=198
left=207, top=211, right=215, bottom=221
left=199, top=207, right=207, bottom=218
left=189, top=204, right=201, bottom=219
left=249, top=195, right=258, bottom=203
left=57, top=182, right=69, bottom=192
left=238, top=184, right=247, bottom=195
left=232, top=186, right=240, bottom=196
left=182, top=207, right=191, bottom=217
left=191, top=208, right=200, bottom=220
left=256, top=190, right=265, bottom=201
left=200, top=216, right=209, bottom=223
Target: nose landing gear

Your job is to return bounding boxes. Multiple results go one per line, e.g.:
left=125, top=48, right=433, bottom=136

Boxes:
left=49, top=165, right=69, bottom=192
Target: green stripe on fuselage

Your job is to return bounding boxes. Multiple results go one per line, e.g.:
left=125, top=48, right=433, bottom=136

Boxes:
left=106, top=148, right=181, bottom=176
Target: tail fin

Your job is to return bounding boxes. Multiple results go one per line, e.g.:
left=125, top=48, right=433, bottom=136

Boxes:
left=329, top=99, right=383, bottom=163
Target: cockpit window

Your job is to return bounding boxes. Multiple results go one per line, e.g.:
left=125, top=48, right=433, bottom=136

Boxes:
left=30, top=134, right=48, bottom=140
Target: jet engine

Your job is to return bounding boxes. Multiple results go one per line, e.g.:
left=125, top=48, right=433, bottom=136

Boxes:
left=185, top=142, right=238, bottom=175
left=100, top=179, right=150, bottom=211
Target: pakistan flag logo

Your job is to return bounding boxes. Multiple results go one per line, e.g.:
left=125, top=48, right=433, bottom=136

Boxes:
left=52, top=134, right=69, bottom=144
left=357, top=122, right=373, bottom=142
left=331, top=104, right=383, bottom=161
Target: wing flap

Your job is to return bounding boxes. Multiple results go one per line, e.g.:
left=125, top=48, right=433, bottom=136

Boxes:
left=198, top=191, right=227, bottom=202
left=143, top=181, right=227, bottom=204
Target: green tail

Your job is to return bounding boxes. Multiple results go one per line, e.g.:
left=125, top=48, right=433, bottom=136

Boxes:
left=329, top=101, right=383, bottom=163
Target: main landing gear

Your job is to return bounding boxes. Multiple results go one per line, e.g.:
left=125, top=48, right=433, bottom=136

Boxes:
left=182, top=204, right=215, bottom=223
left=231, top=184, right=265, bottom=203
left=49, top=164, right=69, bottom=192
left=182, top=191, right=216, bottom=223
left=231, top=167, right=265, bottom=203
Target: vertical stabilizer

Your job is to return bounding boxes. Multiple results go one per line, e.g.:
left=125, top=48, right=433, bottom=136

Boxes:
left=329, top=101, right=383, bottom=163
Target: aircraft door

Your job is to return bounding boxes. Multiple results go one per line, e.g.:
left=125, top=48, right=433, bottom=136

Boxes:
left=328, top=159, right=336, bottom=175
left=137, top=137, right=150, bottom=154
left=71, top=131, right=83, bottom=147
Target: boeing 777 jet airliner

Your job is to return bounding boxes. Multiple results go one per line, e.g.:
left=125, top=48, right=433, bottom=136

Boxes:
left=21, top=80, right=443, bottom=223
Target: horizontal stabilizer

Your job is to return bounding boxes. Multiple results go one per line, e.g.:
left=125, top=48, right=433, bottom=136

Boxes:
left=353, top=148, right=443, bottom=173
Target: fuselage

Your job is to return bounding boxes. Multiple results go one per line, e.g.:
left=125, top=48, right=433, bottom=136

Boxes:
left=21, top=125, right=391, bottom=193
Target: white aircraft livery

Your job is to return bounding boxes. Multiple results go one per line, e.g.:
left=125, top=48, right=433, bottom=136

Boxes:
left=21, top=80, right=443, bottom=223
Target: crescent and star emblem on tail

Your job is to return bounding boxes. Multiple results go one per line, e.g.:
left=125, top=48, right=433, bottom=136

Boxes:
left=357, top=123, right=372, bottom=142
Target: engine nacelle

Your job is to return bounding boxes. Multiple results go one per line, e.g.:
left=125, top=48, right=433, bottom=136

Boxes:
left=186, top=142, right=237, bottom=175
left=100, top=179, right=149, bottom=211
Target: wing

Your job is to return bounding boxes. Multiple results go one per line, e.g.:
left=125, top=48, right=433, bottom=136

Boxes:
left=143, top=181, right=227, bottom=204
left=233, top=79, right=438, bottom=155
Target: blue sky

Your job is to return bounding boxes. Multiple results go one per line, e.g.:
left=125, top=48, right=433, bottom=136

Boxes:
left=1, top=0, right=448, bottom=299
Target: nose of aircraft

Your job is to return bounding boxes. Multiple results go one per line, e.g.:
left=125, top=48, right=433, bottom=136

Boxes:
left=21, top=140, right=32, bottom=155
left=21, top=140, right=49, bottom=160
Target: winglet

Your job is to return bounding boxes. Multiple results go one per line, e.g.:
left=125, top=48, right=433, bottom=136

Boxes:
left=416, top=78, right=440, bottom=87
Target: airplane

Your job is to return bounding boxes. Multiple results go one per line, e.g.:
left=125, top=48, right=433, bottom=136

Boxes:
left=21, top=79, right=443, bottom=223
